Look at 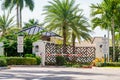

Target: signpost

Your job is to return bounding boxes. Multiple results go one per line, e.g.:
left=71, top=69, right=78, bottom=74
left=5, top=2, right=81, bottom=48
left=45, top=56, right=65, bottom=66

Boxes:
left=17, top=35, right=24, bottom=57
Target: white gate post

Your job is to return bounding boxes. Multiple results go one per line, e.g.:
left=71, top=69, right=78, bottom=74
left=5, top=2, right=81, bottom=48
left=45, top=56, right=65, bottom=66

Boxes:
left=39, top=41, right=47, bottom=66
left=33, top=40, right=47, bottom=66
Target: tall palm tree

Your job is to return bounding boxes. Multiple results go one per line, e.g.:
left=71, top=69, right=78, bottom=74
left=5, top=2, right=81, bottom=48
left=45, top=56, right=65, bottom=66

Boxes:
left=69, top=13, right=91, bottom=54
left=2, top=0, right=34, bottom=28
left=91, top=0, right=120, bottom=61
left=43, top=0, right=80, bottom=53
left=0, top=12, right=15, bottom=36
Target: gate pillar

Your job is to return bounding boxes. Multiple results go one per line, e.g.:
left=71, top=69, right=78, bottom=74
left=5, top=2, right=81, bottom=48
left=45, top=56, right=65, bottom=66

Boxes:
left=33, top=40, right=47, bottom=66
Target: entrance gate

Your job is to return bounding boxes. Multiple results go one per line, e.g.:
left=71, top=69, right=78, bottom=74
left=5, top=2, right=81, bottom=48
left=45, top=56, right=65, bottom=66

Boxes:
left=45, top=43, right=96, bottom=64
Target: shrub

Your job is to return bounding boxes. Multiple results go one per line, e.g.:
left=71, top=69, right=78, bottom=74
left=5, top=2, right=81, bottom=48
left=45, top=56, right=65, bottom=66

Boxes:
left=3, top=36, right=34, bottom=57
left=45, top=62, right=56, bottom=65
left=25, top=54, right=36, bottom=57
left=95, top=62, right=104, bottom=67
left=6, top=57, right=37, bottom=65
left=95, top=62, right=120, bottom=67
left=35, top=57, right=41, bottom=65
left=105, top=62, right=120, bottom=67
left=0, top=58, right=7, bottom=67
left=56, top=56, right=65, bottom=66
left=92, top=58, right=104, bottom=66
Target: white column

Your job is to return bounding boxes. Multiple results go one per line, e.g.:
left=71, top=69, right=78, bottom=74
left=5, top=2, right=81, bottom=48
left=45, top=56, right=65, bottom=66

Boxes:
left=39, top=41, right=46, bottom=66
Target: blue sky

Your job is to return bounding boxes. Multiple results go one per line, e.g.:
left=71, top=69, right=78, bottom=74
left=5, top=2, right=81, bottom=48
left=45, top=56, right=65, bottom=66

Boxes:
left=0, top=0, right=107, bottom=37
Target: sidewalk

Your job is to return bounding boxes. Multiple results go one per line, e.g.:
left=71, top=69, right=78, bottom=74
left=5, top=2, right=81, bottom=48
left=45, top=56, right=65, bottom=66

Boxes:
left=0, top=67, right=10, bottom=70
left=0, top=66, right=120, bottom=80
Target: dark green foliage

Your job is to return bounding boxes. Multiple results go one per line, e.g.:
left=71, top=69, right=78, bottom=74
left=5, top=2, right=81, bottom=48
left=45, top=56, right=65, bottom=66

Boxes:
left=0, top=58, right=7, bottom=67
left=110, top=47, right=120, bottom=62
left=3, top=37, right=34, bottom=57
left=35, top=57, right=41, bottom=65
left=23, top=38, right=33, bottom=56
left=4, top=40, right=18, bottom=56
left=95, top=62, right=104, bottom=67
left=6, top=57, right=37, bottom=65
left=24, top=54, right=36, bottom=57
left=24, top=54, right=41, bottom=65
left=45, top=62, right=56, bottom=65
left=1, top=27, right=40, bottom=57
left=56, top=56, right=66, bottom=66
left=96, top=62, right=120, bottom=67
left=105, top=62, right=120, bottom=67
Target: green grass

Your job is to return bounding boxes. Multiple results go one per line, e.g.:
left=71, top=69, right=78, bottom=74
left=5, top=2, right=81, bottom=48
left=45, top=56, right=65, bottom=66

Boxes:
left=103, top=66, right=120, bottom=68
left=64, top=62, right=92, bottom=68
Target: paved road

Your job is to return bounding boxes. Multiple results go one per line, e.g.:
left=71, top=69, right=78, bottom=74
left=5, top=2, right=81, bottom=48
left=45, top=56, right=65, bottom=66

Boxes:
left=0, top=66, right=120, bottom=80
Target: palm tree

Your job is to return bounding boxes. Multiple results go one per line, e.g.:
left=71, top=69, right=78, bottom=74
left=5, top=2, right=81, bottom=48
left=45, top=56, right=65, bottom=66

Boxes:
left=69, top=13, right=91, bottom=54
left=23, top=19, right=40, bottom=29
left=43, top=0, right=80, bottom=53
left=0, top=12, right=15, bottom=36
left=2, top=0, right=34, bottom=28
left=91, top=0, right=120, bottom=61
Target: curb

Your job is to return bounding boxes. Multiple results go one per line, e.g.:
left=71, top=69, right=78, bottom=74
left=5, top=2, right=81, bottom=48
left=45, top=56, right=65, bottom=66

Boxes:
left=0, top=66, right=10, bottom=71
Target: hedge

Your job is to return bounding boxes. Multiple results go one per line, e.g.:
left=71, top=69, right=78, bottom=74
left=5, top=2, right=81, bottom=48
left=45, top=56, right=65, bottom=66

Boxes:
left=0, top=58, right=7, bottom=67
left=24, top=54, right=36, bottom=57
left=96, top=62, right=120, bottom=67
left=36, top=57, right=41, bottom=65
left=6, top=57, right=37, bottom=65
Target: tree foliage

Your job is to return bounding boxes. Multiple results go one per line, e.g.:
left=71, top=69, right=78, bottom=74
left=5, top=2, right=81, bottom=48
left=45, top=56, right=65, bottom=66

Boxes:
left=91, top=0, right=120, bottom=61
left=0, top=12, right=15, bottom=36
left=2, top=0, right=34, bottom=28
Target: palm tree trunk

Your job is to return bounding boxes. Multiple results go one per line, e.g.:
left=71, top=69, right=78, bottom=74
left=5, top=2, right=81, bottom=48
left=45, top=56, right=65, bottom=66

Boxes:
left=111, top=18, right=115, bottom=62
left=63, top=25, right=66, bottom=54
left=17, top=4, right=20, bottom=28
left=72, top=32, right=75, bottom=54
left=20, top=9, right=22, bottom=28
left=2, top=29, right=6, bottom=36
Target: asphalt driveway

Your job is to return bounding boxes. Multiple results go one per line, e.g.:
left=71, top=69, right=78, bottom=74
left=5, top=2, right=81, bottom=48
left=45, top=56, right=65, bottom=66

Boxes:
left=0, top=66, right=120, bottom=80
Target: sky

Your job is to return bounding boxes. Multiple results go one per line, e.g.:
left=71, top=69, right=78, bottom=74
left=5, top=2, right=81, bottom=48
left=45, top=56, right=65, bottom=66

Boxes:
left=0, top=0, right=108, bottom=38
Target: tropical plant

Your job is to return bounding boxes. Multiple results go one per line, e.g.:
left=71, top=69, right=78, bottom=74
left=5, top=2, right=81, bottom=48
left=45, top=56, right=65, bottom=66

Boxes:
left=69, top=13, right=91, bottom=53
left=90, top=0, right=120, bottom=61
left=2, top=0, right=34, bottom=28
left=0, top=12, right=15, bottom=36
left=23, top=19, right=39, bottom=29
left=43, top=0, right=82, bottom=53
left=2, top=27, right=19, bottom=56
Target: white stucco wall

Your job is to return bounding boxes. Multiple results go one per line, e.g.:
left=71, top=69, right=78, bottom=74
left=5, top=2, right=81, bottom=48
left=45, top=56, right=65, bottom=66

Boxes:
left=75, top=37, right=105, bottom=58
left=33, top=40, right=47, bottom=66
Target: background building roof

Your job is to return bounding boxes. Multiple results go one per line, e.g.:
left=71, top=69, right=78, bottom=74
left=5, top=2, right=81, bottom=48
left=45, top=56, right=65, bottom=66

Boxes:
left=18, top=26, right=61, bottom=37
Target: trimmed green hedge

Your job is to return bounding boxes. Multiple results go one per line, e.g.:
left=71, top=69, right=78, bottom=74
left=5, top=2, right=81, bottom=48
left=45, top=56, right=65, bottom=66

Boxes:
left=6, top=57, right=37, bottom=65
left=96, top=62, right=120, bottom=67
left=24, top=54, right=36, bottom=57
left=36, top=57, right=41, bottom=65
left=0, top=58, right=7, bottom=67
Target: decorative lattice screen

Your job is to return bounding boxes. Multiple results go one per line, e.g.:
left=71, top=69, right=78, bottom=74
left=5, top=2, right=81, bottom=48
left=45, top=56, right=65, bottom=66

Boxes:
left=45, top=43, right=96, bottom=64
